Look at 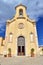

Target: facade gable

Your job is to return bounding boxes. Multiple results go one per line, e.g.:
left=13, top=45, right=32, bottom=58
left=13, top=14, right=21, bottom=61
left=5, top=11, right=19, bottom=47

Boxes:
left=0, top=4, right=39, bottom=57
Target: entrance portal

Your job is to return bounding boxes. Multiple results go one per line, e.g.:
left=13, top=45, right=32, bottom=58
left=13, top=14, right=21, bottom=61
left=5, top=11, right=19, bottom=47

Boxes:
left=17, top=36, right=25, bottom=56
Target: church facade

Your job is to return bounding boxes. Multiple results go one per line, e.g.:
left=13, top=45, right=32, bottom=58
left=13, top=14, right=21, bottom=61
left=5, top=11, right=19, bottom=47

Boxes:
left=0, top=4, right=39, bottom=57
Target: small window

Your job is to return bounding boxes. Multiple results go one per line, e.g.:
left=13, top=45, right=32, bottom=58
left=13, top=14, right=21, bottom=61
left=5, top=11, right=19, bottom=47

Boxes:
left=19, top=9, right=23, bottom=16
left=30, top=32, right=34, bottom=42
left=9, top=33, right=13, bottom=43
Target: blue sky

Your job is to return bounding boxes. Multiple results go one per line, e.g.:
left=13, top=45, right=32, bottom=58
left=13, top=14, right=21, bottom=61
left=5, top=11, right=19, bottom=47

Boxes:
left=0, top=0, right=43, bottom=45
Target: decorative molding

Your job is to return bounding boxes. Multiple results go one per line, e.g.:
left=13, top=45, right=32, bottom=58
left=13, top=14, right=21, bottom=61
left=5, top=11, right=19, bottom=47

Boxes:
left=6, top=19, right=16, bottom=25
left=15, top=4, right=27, bottom=10
left=33, top=22, right=36, bottom=26
left=18, top=23, right=24, bottom=29
left=17, top=17, right=26, bottom=19
left=27, top=19, right=31, bottom=22
left=27, top=19, right=35, bottom=24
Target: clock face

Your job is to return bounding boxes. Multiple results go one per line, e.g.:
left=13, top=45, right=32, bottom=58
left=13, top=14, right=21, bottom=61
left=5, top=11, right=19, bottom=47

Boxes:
left=18, top=23, right=24, bottom=29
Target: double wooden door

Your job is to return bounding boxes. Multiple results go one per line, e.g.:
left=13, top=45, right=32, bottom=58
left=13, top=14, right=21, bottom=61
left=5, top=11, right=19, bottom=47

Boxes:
left=18, top=46, right=25, bottom=55
left=17, top=36, right=25, bottom=56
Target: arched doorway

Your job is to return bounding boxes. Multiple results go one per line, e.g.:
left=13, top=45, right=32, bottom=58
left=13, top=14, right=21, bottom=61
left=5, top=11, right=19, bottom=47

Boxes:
left=17, top=36, right=25, bottom=56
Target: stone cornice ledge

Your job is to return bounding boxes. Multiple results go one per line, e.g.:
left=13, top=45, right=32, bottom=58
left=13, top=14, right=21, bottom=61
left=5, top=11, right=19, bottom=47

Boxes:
left=17, top=17, right=26, bottom=19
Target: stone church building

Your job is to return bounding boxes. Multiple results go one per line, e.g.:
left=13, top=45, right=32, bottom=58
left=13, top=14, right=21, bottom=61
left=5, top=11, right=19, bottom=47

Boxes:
left=0, top=4, right=39, bottom=57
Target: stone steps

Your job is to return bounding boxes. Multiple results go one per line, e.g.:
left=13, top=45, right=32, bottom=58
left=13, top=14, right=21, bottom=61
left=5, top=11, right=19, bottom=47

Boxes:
left=0, top=56, right=43, bottom=65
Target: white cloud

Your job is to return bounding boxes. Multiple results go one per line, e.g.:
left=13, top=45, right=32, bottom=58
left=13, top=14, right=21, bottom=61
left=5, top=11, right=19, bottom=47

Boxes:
left=0, top=0, right=43, bottom=33
left=1, top=0, right=43, bottom=21
left=25, top=0, right=43, bottom=21
left=2, top=0, right=22, bottom=4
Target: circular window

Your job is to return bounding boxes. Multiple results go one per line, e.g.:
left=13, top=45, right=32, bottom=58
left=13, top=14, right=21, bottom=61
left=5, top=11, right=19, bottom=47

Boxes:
left=18, top=23, right=24, bottom=29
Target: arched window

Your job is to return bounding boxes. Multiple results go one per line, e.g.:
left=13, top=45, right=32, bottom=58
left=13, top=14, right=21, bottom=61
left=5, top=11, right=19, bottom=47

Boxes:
left=19, top=9, right=23, bottom=16
left=18, top=36, right=25, bottom=46
left=30, top=32, right=34, bottom=42
left=9, top=33, right=13, bottom=43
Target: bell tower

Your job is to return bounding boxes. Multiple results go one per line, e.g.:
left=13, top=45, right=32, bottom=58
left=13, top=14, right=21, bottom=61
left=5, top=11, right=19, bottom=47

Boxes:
left=15, top=4, right=27, bottom=17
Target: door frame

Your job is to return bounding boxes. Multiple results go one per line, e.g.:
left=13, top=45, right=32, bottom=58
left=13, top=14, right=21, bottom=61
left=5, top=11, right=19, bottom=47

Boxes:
left=17, top=36, right=25, bottom=56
